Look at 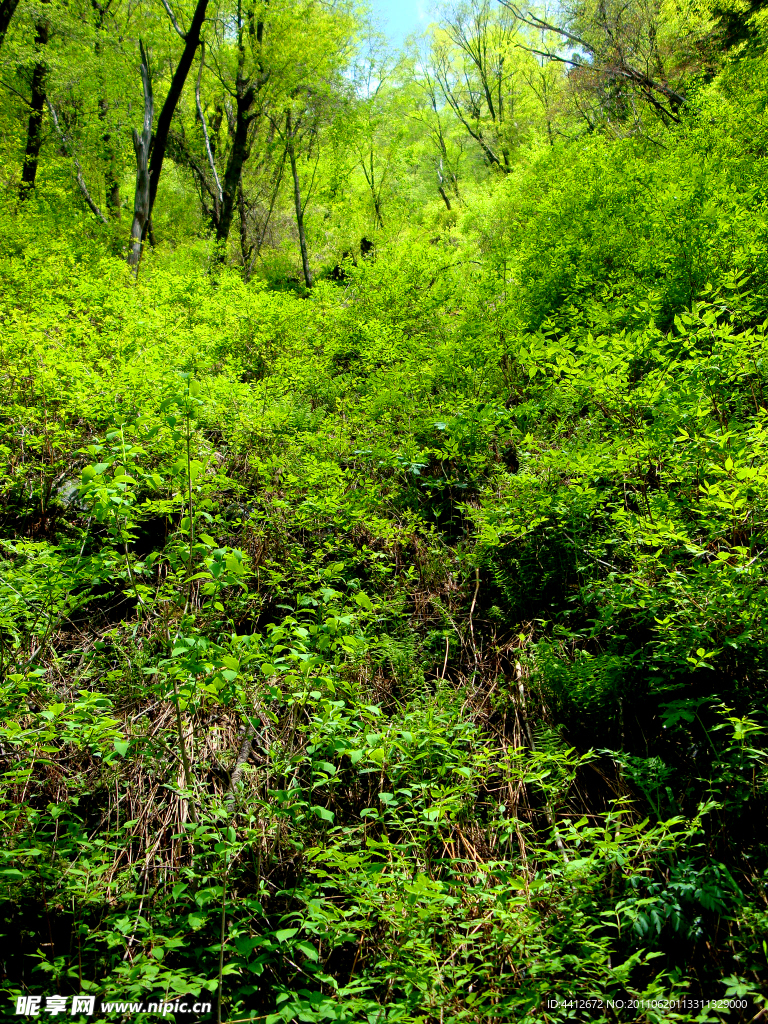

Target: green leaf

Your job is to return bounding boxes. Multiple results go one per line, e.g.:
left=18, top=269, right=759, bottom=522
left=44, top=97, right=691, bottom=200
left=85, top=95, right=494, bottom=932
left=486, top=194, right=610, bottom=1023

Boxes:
left=354, top=591, right=373, bottom=611
left=295, top=941, right=319, bottom=961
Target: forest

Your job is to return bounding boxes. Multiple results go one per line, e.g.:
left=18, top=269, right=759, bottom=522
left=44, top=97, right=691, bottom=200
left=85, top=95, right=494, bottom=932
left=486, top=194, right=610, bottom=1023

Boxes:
left=1, top=0, right=768, bottom=1019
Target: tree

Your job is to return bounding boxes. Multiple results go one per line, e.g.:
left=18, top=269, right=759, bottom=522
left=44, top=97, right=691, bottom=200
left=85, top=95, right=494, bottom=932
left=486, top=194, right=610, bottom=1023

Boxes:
left=284, top=106, right=312, bottom=286
left=128, top=41, right=153, bottom=265
left=409, top=40, right=467, bottom=209
left=188, top=0, right=352, bottom=270
left=91, top=0, right=123, bottom=219
left=497, top=0, right=706, bottom=126
left=210, top=0, right=270, bottom=255
left=515, top=9, right=565, bottom=144
left=348, top=28, right=408, bottom=231
left=19, top=1, right=50, bottom=197
left=429, top=0, right=524, bottom=173
left=47, top=99, right=108, bottom=223
left=127, top=0, right=212, bottom=267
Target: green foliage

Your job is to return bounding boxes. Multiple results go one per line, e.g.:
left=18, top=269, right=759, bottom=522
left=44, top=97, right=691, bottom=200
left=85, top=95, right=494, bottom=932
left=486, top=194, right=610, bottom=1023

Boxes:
left=2, top=19, right=768, bottom=1024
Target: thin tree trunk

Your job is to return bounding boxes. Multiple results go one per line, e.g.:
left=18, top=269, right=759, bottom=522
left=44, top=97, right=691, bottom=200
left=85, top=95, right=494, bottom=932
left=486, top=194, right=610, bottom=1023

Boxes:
left=370, top=150, right=384, bottom=229
left=245, top=144, right=286, bottom=282
left=212, top=0, right=267, bottom=260
left=195, top=43, right=222, bottom=222
left=128, top=42, right=153, bottom=268
left=166, top=126, right=220, bottom=233
left=437, top=155, right=452, bottom=210
left=287, top=110, right=312, bottom=289
left=167, top=127, right=219, bottom=231
left=19, top=16, right=49, bottom=198
left=142, top=0, right=211, bottom=241
left=93, top=11, right=122, bottom=221
left=237, top=176, right=249, bottom=267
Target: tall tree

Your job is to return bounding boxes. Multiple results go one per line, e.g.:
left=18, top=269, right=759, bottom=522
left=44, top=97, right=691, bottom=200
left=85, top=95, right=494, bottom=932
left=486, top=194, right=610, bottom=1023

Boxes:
left=19, top=2, right=50, bottom=197
left=285, top=107, right=312, bottom=287
left=214, top=0, right=269, bottom=255
left=409, top=41, right=466, bottom=209
left=91, top=0, right=122, bottom=219
left=127, top=0, right=212, bottom=265
left=198, top=0, right=352, bottom=265
left=497, top=0, right=700, bottom=126
left=269, top=82, right=333, bottom=288
left=430, top=0, right=523, bottom=173
left=349, top=28, right=406, bottom=231
left=128, top=41, right=153, bottom=266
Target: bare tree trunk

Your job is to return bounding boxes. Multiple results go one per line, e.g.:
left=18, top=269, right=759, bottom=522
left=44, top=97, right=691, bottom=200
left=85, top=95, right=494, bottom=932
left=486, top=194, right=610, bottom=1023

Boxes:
left=93, top=6, right=122, bottom=220
left=125, top=0, right=211, bottom=265
left=128, top=43, right=153, bottom=268
left=141, top=0, right=211, bottom=244
left=195, top=42, right=222, bottom=223
left=437, top=155, right=452, bottom=210
left=19, top=16, right=49, bottom=198
left=286, top=110, right=312, bottom=289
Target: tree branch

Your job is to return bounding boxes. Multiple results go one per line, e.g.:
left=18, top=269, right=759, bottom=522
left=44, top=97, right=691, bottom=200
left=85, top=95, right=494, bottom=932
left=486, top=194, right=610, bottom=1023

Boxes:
left=501, top=0, right=686, bottom=117
left=195, top=43, right=222, bottom=206
left=47, top=99, right=109, bottom=225
left=498, top=0, right=595, bottom=55
left=160, top=0, right=186, bottom=39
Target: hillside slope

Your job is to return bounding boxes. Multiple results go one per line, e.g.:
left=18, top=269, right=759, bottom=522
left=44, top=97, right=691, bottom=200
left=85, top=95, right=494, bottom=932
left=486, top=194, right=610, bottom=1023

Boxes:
left=2, top=56, right=768, bottom=1024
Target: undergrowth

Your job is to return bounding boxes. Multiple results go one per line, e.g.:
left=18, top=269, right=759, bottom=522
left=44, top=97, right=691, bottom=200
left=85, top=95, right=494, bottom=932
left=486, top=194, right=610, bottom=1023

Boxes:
left=2, top=64, right=768, bottom=1024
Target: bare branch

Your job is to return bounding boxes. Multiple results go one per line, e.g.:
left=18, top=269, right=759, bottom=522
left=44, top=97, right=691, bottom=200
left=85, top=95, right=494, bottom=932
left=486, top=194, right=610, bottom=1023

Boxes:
left=500, top=0, right=686, bottom=117
left=195, top=43, right=223, bottom=206
left=498, top=0, right=595, bottom=54
left=160, top=0, right=185, bottom=39
left=46, top=99, right=109, bottom=225
left=128, top=40, right=154, bottom=267
left=522, top=44, right=583, bottom=67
